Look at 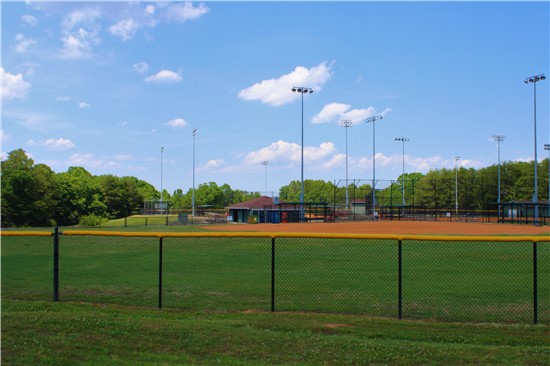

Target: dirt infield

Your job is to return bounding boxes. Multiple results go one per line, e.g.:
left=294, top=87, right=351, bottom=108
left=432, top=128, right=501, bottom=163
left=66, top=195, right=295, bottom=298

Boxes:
left=204, top=220, right=550, bottom=236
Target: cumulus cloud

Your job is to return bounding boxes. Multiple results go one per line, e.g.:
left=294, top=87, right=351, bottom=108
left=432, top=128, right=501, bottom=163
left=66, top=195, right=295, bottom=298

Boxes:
left=238, top=62, right=333, bottom=106
left=109, top=18, right=139, bottom=41
left=204, top=159, right=224, bottom=169
left=27, top=138, right=76, bottom=151
left=14, top=33, right=36, bottom=53
left=243, top=140, right=336, bottom=165
left=166, top=118, right=187, bottom=128
left=312, top=102, right=381, bottom=124
left=1, top=67, right=31, bottom=101
left=78, top=102, right=91, bottom=108
left=144, top=70, right=182, bottom=84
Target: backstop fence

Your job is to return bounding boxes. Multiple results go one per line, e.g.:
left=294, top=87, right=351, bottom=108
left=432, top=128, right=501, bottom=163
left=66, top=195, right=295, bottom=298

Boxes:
left=332, top=178, right=549, bottom=224
left=2, top=230, right=549, bottom=324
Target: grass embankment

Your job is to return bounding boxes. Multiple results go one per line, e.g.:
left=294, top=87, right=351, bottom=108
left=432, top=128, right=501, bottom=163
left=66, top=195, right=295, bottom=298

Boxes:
left=2, top=300, right=549, bottom=365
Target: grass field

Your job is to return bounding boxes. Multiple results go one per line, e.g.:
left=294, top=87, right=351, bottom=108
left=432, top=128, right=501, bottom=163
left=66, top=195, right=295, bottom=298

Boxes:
left=2, top=232, right=549, bottom=324
left=2, top=224, right=550, bottom=365
left=2, top=300, right=549, bottom=365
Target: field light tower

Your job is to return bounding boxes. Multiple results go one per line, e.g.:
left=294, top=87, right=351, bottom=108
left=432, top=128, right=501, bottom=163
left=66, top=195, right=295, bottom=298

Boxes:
left=492, top=135, right=505, bottom=205
left=365, top=114, right=384, bottom=220
left=192, top=129, right=197, bottom=218
left=395, top=137, right=411, bottom=210
left=341, top=120, right=353, bottom=208
left=545, top=144, right=550, bottom=206
left=160, top=147, right=164, bottom=215
left=292, top=86, right=313, bottom=219
left=524, top=74, right=545, bottom=225
left=454, top=156, right=460, bottom=218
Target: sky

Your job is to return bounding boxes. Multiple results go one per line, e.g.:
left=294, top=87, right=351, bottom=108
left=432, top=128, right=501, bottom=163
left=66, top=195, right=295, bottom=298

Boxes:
left=1, top=1, right=549, bottom=196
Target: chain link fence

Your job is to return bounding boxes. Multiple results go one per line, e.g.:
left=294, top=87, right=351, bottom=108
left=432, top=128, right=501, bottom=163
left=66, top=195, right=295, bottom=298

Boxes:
left=2, top=231, right=548, bottom=324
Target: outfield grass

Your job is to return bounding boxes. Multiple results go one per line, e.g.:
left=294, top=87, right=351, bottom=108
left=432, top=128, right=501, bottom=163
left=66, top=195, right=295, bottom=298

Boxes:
left=2, top=300, right=549, bottom=365
left=2, top=234, right=548, bottom=324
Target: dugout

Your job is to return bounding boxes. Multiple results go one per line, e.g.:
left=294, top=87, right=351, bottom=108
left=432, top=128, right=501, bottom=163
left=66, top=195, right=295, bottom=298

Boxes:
left=491, top=200, right=549, bottom=225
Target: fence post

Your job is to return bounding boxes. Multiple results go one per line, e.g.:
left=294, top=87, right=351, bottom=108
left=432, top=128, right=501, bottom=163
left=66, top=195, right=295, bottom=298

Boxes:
left=158, top=237, right=163, bottom=309
left=398, top=239, right=402, bottom=320
left=53, top=226, right=59, bottom=302
left=533, top=241, right=538, bottom=324
left=271, top=237, right=276, bottom=312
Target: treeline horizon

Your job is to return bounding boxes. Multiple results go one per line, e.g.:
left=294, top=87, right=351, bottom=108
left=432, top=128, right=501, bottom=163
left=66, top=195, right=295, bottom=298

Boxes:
left=2, top=148, right=549, bottom=227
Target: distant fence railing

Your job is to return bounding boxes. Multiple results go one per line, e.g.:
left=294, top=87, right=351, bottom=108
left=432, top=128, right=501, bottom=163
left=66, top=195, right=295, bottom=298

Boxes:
left=2, top=230, right=549, bottom=324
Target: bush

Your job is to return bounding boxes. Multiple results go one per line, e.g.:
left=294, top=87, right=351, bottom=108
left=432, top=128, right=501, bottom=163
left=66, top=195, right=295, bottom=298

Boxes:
left=78, top=214, right=108, bottom=227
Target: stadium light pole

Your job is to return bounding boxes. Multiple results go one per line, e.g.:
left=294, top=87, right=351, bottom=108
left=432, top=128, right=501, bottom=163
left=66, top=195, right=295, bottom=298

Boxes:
left=524, top=74, right=545, bottom=225
left=545, top=143, right=550, bottom=207
left=492, top=135, right=505, bottom=204
left=160, top=147, right=164, bottom=215
left=365, top=114, right=384, bottom=220
left=341, top=120, right=353, bottom=208
left=395, top=138, right=411, bottom=210
left=454, top=156, right=460, bottom=218
left=292, top=86, right=313, bottom=220
left=262, top=160, right=269, bottom=195
left=192, top=128, right=197, bottom=218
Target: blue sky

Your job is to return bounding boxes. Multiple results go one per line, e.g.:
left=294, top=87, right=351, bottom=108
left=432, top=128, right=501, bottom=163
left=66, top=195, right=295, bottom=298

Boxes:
left=2, top=1, right=549, bottom=195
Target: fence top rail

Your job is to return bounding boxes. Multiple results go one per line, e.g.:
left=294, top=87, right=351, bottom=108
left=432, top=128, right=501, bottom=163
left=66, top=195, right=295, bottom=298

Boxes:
left=1, top=231, right=53, bottom=237
left=59, top=230, right=550, bottom=243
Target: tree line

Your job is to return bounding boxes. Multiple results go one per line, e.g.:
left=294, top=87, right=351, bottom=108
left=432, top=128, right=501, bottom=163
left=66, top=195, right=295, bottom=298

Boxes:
left=2, top=148, right=549, bottom=227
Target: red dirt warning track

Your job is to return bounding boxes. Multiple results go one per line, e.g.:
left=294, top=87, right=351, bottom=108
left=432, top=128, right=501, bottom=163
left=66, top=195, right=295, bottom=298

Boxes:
left=204, top=221, right=550, bottom=236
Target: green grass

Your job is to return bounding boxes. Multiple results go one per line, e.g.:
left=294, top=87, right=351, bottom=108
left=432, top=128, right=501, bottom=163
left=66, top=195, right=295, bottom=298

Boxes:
left=2, top=234, right=548, bottom=324
left=2, top=300, right=549, bottom=365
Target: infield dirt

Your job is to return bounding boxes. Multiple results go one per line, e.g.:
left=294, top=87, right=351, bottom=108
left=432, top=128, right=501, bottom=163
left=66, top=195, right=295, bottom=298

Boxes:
left=204, top=220, right=550, bottom=236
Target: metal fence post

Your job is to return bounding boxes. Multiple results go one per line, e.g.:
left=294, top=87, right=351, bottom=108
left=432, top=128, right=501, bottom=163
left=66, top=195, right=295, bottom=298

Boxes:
left=398, top=239, right=402, bottom=319
left=159, top=237, right=163, bottom=309
left=271, top=237, right=276, bottom=312
left=53, top=226, right=59, bottom=302
left=533, top=241, right=538, bottom=324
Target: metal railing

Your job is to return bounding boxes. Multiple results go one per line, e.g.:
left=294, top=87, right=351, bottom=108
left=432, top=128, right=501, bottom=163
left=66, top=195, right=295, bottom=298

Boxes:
left=2, top=230, right=548, bottom=324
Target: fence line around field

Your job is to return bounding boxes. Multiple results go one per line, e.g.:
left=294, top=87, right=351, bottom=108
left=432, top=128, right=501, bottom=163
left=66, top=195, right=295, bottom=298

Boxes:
left=2, top=230, right=549, bottom=324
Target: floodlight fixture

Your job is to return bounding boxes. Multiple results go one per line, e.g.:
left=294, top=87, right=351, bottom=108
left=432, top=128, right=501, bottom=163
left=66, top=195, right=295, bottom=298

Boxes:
left=524, top=73, right=546, bottom=225
left=340, top=120, right=353, bottom=208
left=365, top=114, right=385, bottom=220
left=291, top=86, right=314, bottom=219
left=395, top=137, right=411, bottom=210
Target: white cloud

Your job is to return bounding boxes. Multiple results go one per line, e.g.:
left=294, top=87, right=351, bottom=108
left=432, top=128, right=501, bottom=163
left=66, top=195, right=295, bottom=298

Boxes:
left=162, top=2, right=209, bottom=22
left=312, top=102, right=379, bottom=124
left=132, top=62, right=149, bottom=74
left=78, top=102, right=91, bottom=108
left=238, top=62, right=333, bottom=107
left=312, top=103, right=350, bottom=124
left=1, top=67, right=31, bottom=101
left=166, top=118, right=187, bottom=128
left=323, top=153, right=345, bottom=169
left=244, top=140, right=336, bottom=165
left=109, top=18, right=139, bottom=41
left=14, top=33, right=36, bottom=53
left=21, top=14, right=38, bottom=26
left=57, top=8, right=101, bottom=59
left=204, top=159, right=224, bottom=169
left=56, top=96, right=71, bottom=101
left=144, top=70, right=182, bottom=84
left=27, top=138, right=76, bottom=151
left=145, top=5, right=155, bottom=15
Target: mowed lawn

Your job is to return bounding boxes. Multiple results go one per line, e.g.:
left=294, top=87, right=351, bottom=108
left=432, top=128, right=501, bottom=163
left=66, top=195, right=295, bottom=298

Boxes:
left=2, top=300, right=549, bottom=365
left=2, top=233, right=549, bottom=324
